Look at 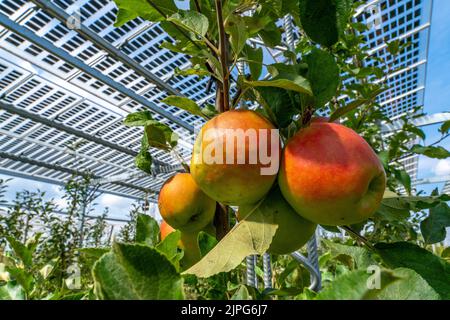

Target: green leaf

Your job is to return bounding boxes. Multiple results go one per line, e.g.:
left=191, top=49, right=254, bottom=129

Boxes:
left=201, top=104, right=218, bottom=119
left=225, top=15, right=247, bottom=56
left=144, top=120, right=178, bottom=150
left=174, top=65, right=211, bottom=78
left=5, top=236, right=32, bottom=268
left=320, top=225, right=341, bottom=233
left=256, top=86, right=299, bottom=128
left=439, top=119, right=450, bottom=134
left=0, top=282, right=25, bottom=300
left=135, top=149, right=152, bottom=174
left=410, top=145, right=450, bottom=159
left=386, top=40, right=401, bottom=55
left=197, top=231, right=218, bottom=258
left=304, top=48, right=340, bottom=107
left=378, top=268, right=440, bottom=300
left=394, top=169, right=412, bottom=195
left=162, top=96, right=206, bottom=119
left=167, top=11, right=209, bottom=37
left=329, top=98, right=368, bottom=122
left=322, top=239, right=375, bottom=269
left=243, top=15, right=272, bottom=36
left=183, top=201, right=278, bottom=278
left=93, top=242, right=184, bottom=300
left=123, top=111, right=153, bottom=127
left=135, top=214, right=160, bottom=246
left=113, top=0, right=177, bottom=27
left=420, top=202, right=450, bottom=244
left=231, top=285, right=251, bottom=300
left=78, top=247, right=110, bottom=261
left=243, top=45, right=263, bottom=80
left=299, top=0, right=352, bottom=47
left=258, top=21, right=282, bottom=48
left=245, top=79, right=311, bottom=95
left=315, top=269, right=399, bottom=300
left=245, top=63, right=312, bottom=95
left=156, top=230, right=183, bottom=268
left=375, top=241, right=450, bottom=299
left=5, top=267, right=33, bottom=293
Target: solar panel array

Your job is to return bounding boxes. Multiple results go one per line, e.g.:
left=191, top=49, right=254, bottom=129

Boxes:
left=0, top=0, right=432, bottom=202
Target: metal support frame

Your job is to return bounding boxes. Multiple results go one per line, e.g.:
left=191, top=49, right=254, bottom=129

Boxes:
left=30, top=0, right=182, bottom=97
left=0, top=150, right=157, bottom=196
left=381, top=112, right=450, bottom=133
left=246, top=255, right=258, bottom=288
left=0, top=203, right=131, bottom=223
left=262, top=253, right=272, bottom=289
left=0, top=101, right=177, bottom=169
left=0, top=13, right=193, bottom=132
left=414, top=175, right=450, bottom=185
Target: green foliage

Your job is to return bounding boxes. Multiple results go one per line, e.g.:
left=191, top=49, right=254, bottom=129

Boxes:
left=304, top=48, right=340, bottom=107
left=410, top=145, right=450, bottom=159
left=378, top=268, right=440, bottom=300
left=183, top=201, right=278, bottom=278
left=375, top=242, right=450, bottom=299
left=420, top=203, right=450, bottom=244
left=135, top=214, right=160, bottom=246
left=316, top=269, right=398, bottom=300
left=299, top=0, right=353, bottom=47
left=93, top=243, right=184, bottom=300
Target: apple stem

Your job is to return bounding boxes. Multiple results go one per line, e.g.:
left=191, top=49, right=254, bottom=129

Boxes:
left=214, top=202, right=230, bottom=240
left=340, top=226, right=375, bottom=251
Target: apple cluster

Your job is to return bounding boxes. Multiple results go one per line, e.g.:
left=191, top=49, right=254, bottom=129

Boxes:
left=158, top=110, right=386, bottom=267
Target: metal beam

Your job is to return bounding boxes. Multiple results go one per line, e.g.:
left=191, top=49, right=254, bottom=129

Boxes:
left=381, top=112, right=450, bottom=133
left=0, top=127, right=138, bottom=174
left=0, top=151, right=157, bottom=195
left=0, top=12, right=193, bottom=132
left=0, top=100, right=140, bottom=156
left=1, top=100, right=171, bottom=166
left=379, top=86, right=425, bottom=107
left=30, top=0, right=183, bottom=97
left=0, top=203, right=133, bottom=223
left=0, top=167, right=144, bottom=202
left=414, top=175, right=450, bottom=185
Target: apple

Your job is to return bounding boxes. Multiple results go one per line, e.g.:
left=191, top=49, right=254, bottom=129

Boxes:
left=158, top=173, right=216, bottom=233
left=190, top=110, right=281, bottom=206
left=238, top=187, right=317, bottom=255
left=279, top=122, right=386, bottom=226
left=159, top=219, right=216, bottom=269
left=160, top=220, right=175, bottom=241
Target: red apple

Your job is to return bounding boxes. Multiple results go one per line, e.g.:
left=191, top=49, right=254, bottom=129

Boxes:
left=158, top=173, right=216, bottom=233
left=190, top=110, right=281, bottom=206
left=278, top=122, right=386, bottom=226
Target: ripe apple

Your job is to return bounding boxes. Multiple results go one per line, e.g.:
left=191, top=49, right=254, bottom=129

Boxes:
left=159, top=220, right=216, bottom=269
left=190, top=110, right=281, bottom=205
left=238, top=187, right=317, bottom=255
left=160, top=220, right=175, bottom=241
left=158, top=173, right=216, bottom=233
left=279, top=122, right=386, bottom=226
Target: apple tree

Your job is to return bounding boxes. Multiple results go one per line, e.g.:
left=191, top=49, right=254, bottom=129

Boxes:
left=88, top=0, right=450, bottom=300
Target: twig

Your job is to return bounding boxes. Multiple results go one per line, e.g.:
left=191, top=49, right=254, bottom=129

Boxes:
left=146, top=0, right=219, bottom=55
left=340, top=225, right=375, bottom=251
left=215, top=0, right=230, bottom=111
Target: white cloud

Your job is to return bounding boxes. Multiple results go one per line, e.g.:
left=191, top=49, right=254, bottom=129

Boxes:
left=434, top=159, right=450, bottom=176
left=54, top=198, right=68, bottom=210
left=99, top=194, right=123, bottom=207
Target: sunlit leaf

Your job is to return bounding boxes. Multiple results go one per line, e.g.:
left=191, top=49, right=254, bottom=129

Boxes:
left=93, top=243, right=184, bottom=300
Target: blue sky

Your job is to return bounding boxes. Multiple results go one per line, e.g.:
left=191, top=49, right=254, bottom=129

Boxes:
left=416, top=0, right=450, bottom=195
left=0, top=1, right=449, bottom=226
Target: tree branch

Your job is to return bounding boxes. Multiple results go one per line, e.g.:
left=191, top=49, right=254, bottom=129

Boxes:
left=215, top=0, right=230, bottom=111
